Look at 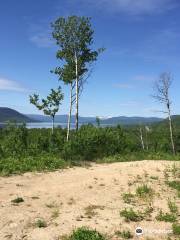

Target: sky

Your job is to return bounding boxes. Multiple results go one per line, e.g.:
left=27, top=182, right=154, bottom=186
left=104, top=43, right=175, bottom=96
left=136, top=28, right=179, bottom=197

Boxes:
left=0, top=0, right=180, bottom=117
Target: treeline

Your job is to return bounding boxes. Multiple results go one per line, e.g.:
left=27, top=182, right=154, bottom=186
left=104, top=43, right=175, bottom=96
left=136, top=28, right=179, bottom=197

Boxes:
left=0, top=122, right=179, bottom=175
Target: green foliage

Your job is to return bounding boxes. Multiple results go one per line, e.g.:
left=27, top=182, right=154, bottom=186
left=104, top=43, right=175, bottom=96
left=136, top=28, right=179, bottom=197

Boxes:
left=34, top=219, right=47, bottom=228
left=167, top=181, right=180, bottom=191
left=168, top=200, right=178, bottom=214
left=172, top=223, right=180, bottom=235
left=120, top=208, right=144, bottom=222
left=122, top=193, right=135, bottom=204
left=62, top=125, right=129, bottom=161
left=11, top=197, right=24, bottom=204
left=68, top=227, right=106, bottom=240
left=136, top=185, right=153, bottom=198
left=115, top=230, right=133, bottom=239
left=155, top=210, right=177, bottom=222
left=0, top=155, right=67, bottom=176
left=0, top=122, right=180, bottom=175
left=30, top=87, right=64, bottom=133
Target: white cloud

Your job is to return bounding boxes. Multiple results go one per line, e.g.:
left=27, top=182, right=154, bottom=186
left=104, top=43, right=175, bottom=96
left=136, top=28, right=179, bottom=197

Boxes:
left=113, top=83, right=134, bottom=89
left=0, top=78, right=27, bottom=92
left=79, top=0, right=177, bottom=15
left=133, top=75, right=155, bottom=82
left=30, top=33, right=53, bottom=48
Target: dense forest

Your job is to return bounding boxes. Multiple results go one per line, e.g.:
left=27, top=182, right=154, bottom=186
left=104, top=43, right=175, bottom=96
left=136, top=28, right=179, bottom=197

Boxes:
left=0, top=117, right=179, bottom=176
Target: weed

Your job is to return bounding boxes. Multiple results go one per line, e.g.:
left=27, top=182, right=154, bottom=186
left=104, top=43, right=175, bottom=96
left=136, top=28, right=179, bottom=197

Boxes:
left=51, top=209, right=59, bottom=219
left=136, top=185, right=153, bottom=198
left=11, top=197, right=24, bottom=204
left=115, top=230, right=133, bottom=239
left=167, top=181, right=180, bottom=191
left=34, top=219, right=47, bottom=228
left=120, top=208, right=144, bottom=222
left=84, top=205, right=104, bottom=219
left=155, top=210, right=177, bottom=222
left=68, top=227, right=106, bottom=240
left=122, top=193, right=135, bottom=204
left=46, top=202, right=58, bottom=208
left=168, top=200, right=178, bottom=214
left=150, top=176, right=159, bottom=180
left=31, top=196, right=39, bottom=200
left=172, top=223, right=180, bottom=235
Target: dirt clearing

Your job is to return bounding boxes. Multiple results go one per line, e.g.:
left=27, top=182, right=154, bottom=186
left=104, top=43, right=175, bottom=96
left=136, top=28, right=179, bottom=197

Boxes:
left=0, top=160, right=180, bottom=240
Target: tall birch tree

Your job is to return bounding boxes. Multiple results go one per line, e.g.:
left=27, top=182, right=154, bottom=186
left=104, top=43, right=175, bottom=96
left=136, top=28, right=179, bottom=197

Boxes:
left=52, top=16, right=104, bottom=131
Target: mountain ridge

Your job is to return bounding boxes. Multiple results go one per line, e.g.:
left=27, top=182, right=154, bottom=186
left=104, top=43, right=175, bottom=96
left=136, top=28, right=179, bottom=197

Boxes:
left=27, top=114, right=164, bottom=125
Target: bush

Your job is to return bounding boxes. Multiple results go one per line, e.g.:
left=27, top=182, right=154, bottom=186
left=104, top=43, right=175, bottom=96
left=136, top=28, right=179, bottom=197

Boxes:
left=120, top=208, right=144, bottom=222
left=68, top=227, right=106, bottom=240
left=172, top=223, right=180, bottom=235
left=156, top=210, right=177, bottom=222
left=115, top=230, right=133, bottom=239
left=0, top=155, right=67, bottom=176
left=136, top=185, right=153, bottom=198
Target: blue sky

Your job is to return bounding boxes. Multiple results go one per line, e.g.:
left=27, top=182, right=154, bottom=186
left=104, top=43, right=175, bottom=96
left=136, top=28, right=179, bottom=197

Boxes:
left=0, top=0, right=180, bottom=117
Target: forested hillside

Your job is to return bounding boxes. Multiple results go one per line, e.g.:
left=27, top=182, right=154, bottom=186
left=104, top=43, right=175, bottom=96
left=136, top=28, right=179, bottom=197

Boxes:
left=0, top=107, right=34, bottom=123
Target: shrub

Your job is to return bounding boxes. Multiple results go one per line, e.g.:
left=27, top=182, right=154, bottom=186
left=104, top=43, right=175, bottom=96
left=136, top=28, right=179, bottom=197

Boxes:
left=168, top=200, right=178, bottom=214
left=68, top=227, right=106, bottom=240
left=122, top=193, right=135, bottom=204
left=172, top=223, right=180, bottom=235
left=120, top=208, right=144, bottom=222
left=115, top=230, right=133, bottom=239
left=34, top=219, right=47, bottom=228
left=167, top=181, right=180, bottom=191
left=11, top=197, right=24, bottom=204
left=156, top=210, right=177, bottom=222
left=136, top=185, right=153, bottom=198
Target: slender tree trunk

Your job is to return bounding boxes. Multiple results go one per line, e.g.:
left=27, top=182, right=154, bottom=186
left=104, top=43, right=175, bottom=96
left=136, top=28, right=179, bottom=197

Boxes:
left=167, top=104, right=175, bottom=155
left=52, top=116, right=55, bottom=134
left=75, top=54, right=79, bottom=131
left=145, top=128, right=149, bottom=151
left=67, top=83, right=73, bottom=141
left=139, top=127, right=145, bottom=151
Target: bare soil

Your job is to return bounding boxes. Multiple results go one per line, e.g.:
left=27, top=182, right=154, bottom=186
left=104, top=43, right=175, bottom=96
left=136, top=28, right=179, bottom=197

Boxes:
left=0, top=160, right=180, bottom=240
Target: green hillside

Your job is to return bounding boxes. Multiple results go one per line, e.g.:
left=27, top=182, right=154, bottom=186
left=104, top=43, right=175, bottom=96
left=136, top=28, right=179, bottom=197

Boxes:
left=0, top=107, right=33, bottom=123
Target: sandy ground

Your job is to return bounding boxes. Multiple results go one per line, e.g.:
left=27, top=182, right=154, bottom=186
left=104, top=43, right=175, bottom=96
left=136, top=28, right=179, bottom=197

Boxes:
left=0, top=160, right=180, bottom=240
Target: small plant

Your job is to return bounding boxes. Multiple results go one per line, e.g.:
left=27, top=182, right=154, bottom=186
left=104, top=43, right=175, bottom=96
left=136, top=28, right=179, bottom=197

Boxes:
left=120, top=208, right=144, bottom=222
left=46, top=202, right=58, bottom=208
left=172, top=223, right=180, bottom=236
left=150, top=176, right=159, bottom=180
left=115, top=230, right=133, bottom=239
left=122, top=193, right=135, bottom=204
left=167, top=181, right=180, bottom=191
left=84, top=205, right=104, bottom=219
left=155, top=210, right=176, bottom=223
left=51, top=209, right=59, bottom=219
left=68, top=227, right=106, bottom=240
left=168, top=200, right=178, bottom=214
left=31, top=196, right=39, bottom=200
left=34, top=219, right=47, bottom=228
left=11, top=197, right=24, bottom=204
left=136, top=184, right=153, bottom=198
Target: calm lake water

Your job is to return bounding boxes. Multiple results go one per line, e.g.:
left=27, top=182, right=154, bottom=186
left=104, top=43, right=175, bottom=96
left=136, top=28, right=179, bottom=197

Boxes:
left=0, top=122, right=114, bottom=129
left=26, top=122, right=113, bottom=129
left=27, top=122, right=73, bottom=129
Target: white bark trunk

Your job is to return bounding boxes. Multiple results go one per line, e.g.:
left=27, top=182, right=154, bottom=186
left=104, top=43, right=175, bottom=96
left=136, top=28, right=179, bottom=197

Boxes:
left=75, top=54, right=79, bottom=131
left=67, top=83, right=73, bottom=141
left=52, top=116, right=55, bottom=134
left=140, top=127, right=145, bottom=151
left=167, top=105, right=175, bottom=155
